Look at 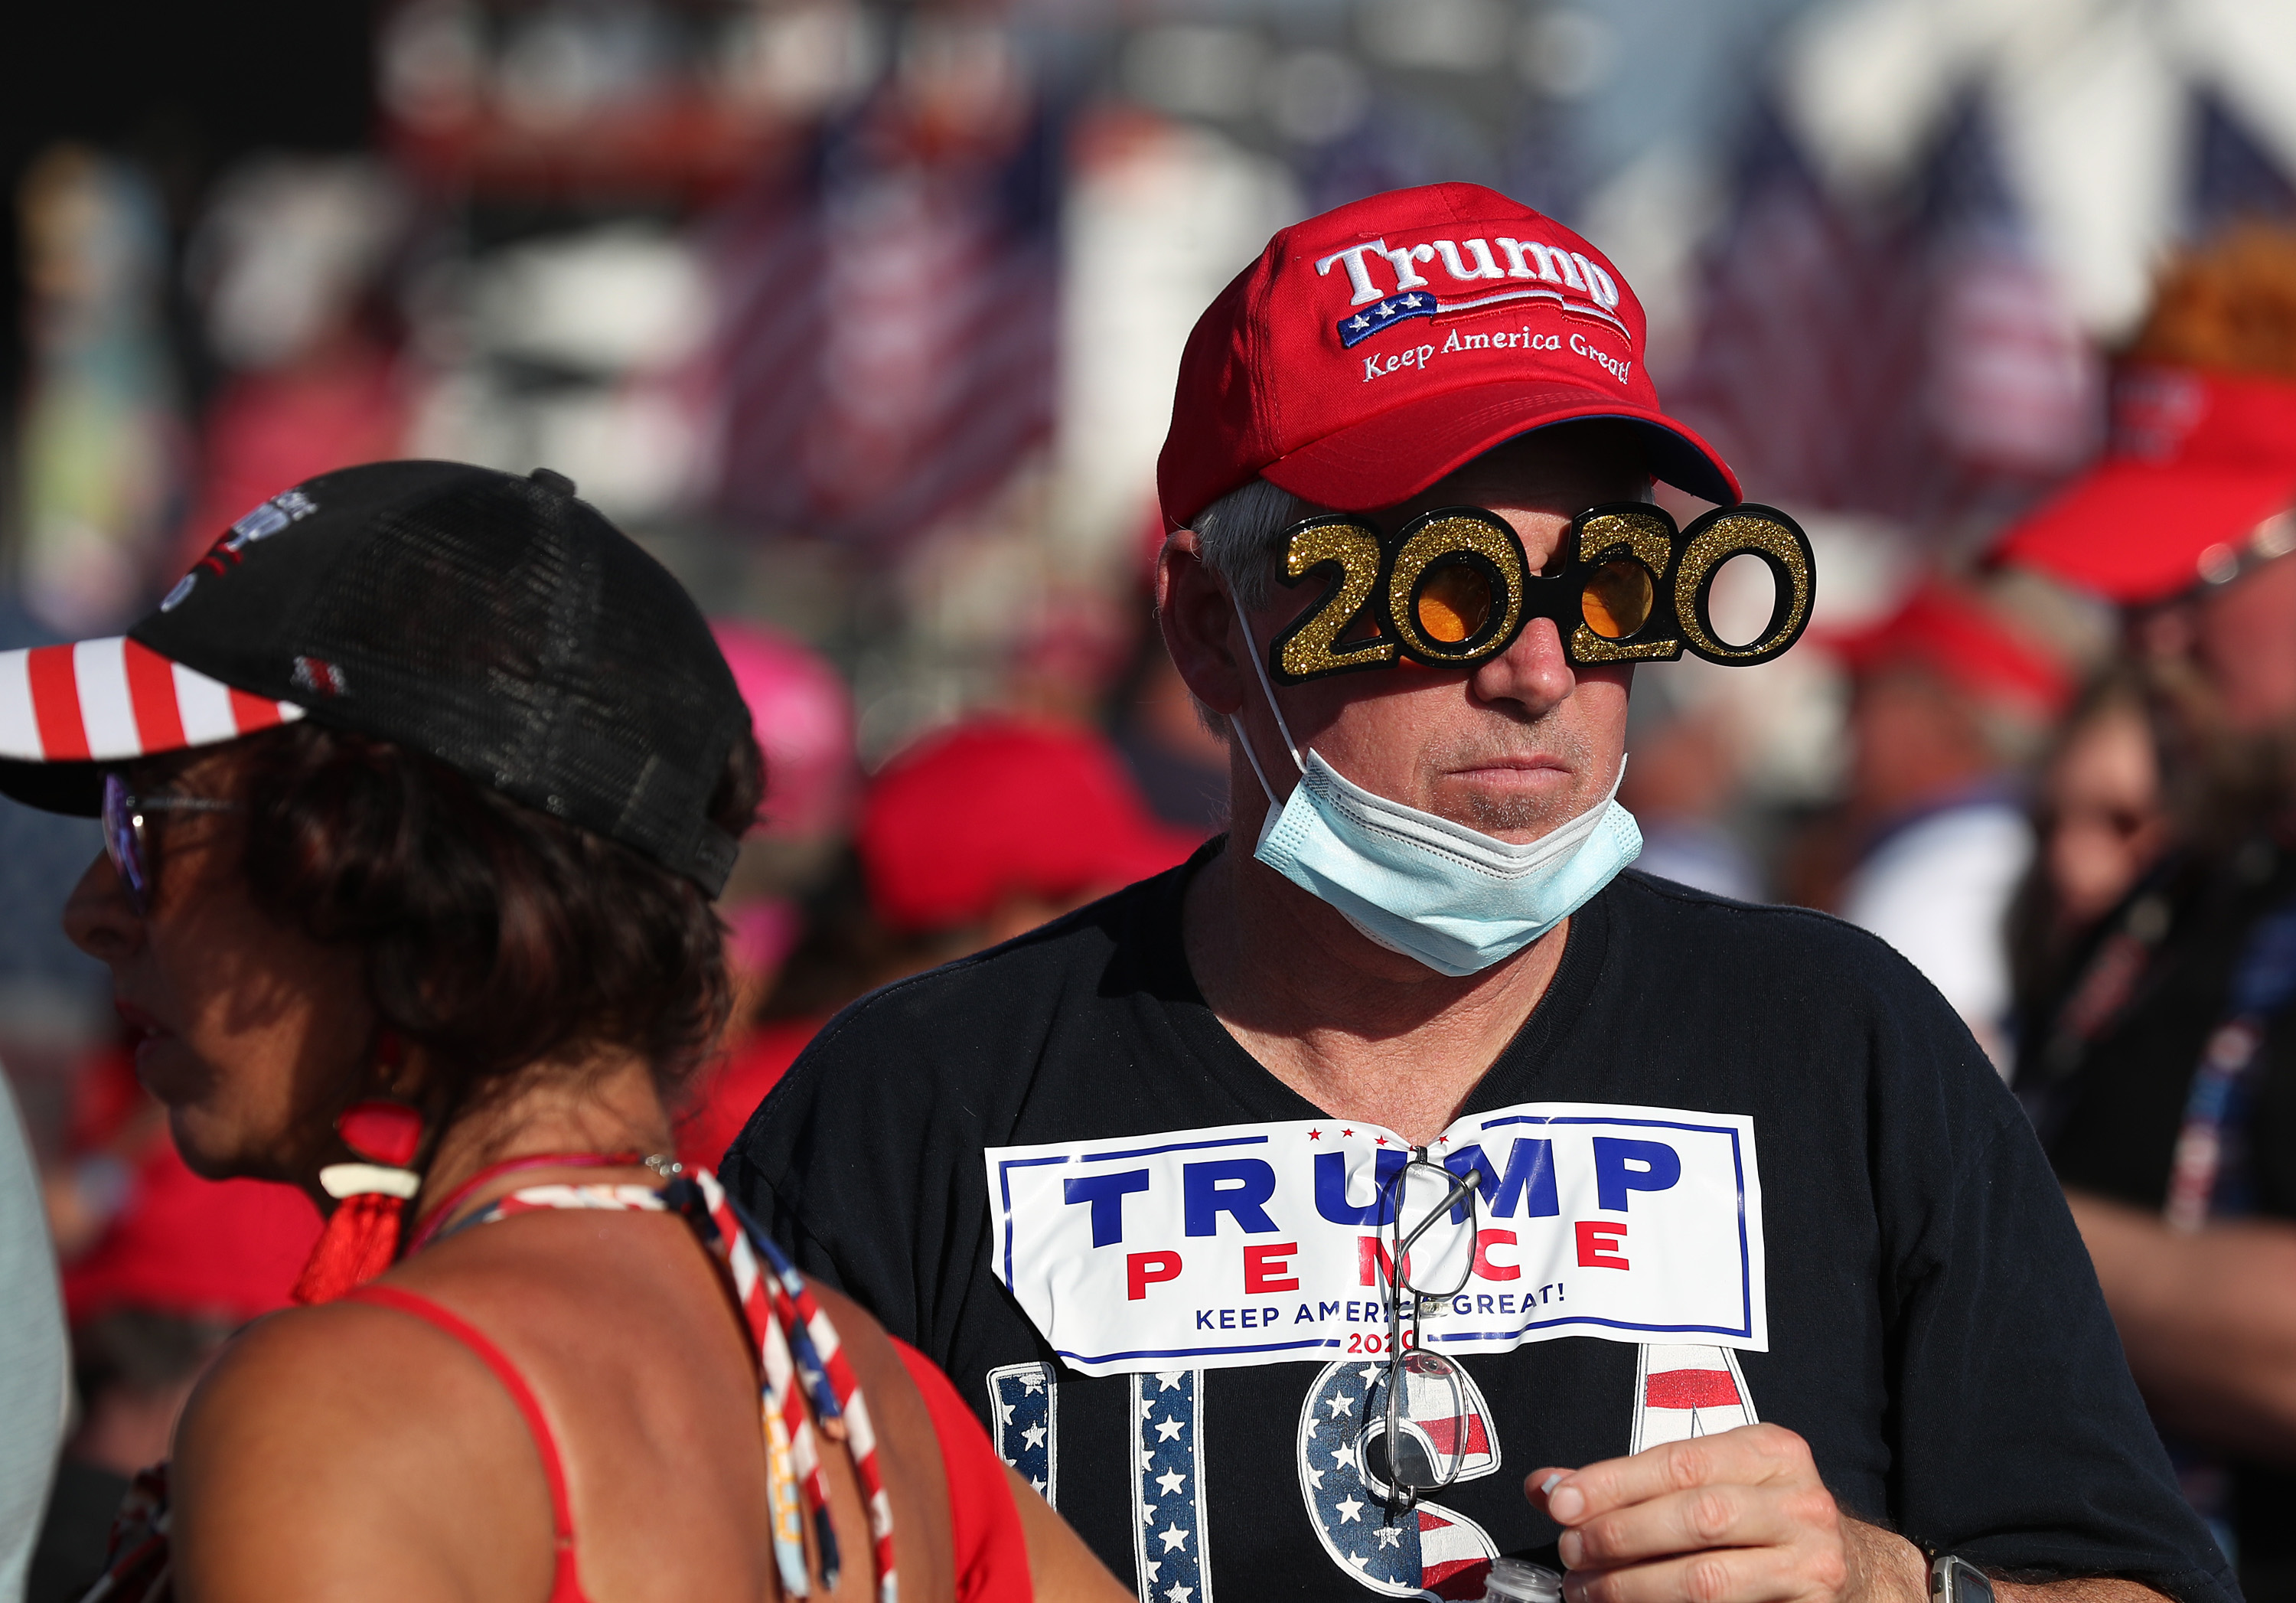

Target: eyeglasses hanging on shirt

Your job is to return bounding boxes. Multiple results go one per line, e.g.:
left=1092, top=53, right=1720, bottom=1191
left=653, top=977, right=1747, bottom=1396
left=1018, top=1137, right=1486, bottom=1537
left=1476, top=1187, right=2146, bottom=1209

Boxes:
left=1362, top=1154, right=1484, bottom=1513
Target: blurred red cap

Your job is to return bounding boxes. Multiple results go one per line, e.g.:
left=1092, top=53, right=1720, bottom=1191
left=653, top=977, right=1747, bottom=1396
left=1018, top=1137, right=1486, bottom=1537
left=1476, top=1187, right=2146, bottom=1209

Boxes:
left=1156, top=181, right=1738, bottom=529
left=64, top=1139, right=321, bottom=1325
left=859, top=719, right=1205, bottom=934
left=1991, top=367, right=2296, bottom=604
left=1831, top=582, right=2073, bottom=720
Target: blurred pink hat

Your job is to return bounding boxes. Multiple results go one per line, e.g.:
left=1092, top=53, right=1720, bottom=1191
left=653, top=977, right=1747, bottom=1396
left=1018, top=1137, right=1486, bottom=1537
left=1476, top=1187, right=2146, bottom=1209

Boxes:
left=711, top=621, right=856, bottom=840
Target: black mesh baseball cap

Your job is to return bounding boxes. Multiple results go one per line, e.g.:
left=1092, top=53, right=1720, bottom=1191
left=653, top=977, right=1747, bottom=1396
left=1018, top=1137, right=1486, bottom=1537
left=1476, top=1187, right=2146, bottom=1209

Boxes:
left=0, top=461, right=749, bottom=895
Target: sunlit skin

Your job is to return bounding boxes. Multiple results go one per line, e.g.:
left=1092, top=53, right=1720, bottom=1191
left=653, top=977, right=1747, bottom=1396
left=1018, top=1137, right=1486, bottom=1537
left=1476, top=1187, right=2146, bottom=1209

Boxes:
left=1161, top=429, right=2167, bottom=1603
left=61, top=747, right=1127, bottom=1603
left=1846, top=668, right=1995, bottom=822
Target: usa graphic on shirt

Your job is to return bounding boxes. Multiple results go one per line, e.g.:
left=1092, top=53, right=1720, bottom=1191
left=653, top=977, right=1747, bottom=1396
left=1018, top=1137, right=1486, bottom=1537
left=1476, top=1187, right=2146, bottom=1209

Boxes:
left=983, top=1101, right=1768, bottom=1600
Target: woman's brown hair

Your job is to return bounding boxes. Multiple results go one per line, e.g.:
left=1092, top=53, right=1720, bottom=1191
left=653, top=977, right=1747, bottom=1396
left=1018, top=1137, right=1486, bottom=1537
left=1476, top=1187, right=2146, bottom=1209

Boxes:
left=214, top=719, right=763, bottom=1102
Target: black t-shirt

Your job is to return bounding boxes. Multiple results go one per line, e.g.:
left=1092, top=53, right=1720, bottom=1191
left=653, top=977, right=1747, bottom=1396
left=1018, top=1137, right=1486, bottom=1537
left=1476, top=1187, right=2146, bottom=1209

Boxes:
left=725, top=856, right=2229, bottom=1603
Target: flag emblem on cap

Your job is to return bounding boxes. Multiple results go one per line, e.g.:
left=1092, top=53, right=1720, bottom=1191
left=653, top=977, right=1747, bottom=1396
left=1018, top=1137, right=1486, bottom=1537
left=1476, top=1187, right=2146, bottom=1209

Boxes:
left=162, top=487, right=321, bottom=614
left=1336, top=282, right=1631, bottom=350
left=0, top=638, right=304, bottom=764
left=1340, top=293, right=1437, bottom=346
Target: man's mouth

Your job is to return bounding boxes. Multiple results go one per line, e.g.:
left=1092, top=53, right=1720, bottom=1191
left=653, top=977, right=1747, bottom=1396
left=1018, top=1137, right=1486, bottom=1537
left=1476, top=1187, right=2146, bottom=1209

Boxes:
left=1450, top=756, right=1574, bottom=779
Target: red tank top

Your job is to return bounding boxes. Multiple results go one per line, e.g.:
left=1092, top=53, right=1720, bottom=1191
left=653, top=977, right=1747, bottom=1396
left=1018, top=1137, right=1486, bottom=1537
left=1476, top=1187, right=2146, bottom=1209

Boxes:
left=341, top=1282, right=1029, bottom=1603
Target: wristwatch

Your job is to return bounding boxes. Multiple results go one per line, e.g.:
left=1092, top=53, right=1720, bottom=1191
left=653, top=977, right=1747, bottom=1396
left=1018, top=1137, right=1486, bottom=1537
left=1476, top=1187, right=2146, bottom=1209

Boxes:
left=1930, top=1554, right=1995, bottom=1603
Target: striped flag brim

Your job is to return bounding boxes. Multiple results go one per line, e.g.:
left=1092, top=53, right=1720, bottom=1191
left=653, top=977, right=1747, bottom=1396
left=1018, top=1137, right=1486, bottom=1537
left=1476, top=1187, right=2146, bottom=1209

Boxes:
left=0, top=637, right=305, bottom=791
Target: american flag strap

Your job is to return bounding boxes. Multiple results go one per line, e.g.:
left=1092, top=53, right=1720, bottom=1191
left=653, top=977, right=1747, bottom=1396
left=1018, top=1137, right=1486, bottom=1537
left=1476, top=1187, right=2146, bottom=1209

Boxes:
left=483, top=1170, right=899, bottom=1603
left=719, top=1183, right=903, bottom=1597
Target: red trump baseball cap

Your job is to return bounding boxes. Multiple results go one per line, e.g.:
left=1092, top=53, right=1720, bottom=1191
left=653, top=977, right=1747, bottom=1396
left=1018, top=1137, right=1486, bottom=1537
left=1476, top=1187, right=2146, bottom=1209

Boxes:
left=1828, top=582, right=2073, bottom=722
left=1991, top=366, right=2296, bottom=605
left=1156, top=182, right=1740, bottom=529
left=859, top=719, right=1204, bottom=935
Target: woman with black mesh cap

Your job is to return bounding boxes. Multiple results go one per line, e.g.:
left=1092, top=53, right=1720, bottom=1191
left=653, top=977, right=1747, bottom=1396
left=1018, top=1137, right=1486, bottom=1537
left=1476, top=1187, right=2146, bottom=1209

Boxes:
left=0, top=462, right=1125, bottom=1602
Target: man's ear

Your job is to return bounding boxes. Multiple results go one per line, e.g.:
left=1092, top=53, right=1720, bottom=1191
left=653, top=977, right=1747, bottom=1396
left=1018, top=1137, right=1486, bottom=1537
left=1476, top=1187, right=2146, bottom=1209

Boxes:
left=1156, top=529, right=1247, bottom=720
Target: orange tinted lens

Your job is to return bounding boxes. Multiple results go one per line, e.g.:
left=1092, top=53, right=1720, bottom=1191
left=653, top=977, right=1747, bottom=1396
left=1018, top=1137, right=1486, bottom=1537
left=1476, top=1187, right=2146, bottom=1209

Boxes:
left=1416, top=563, right=1492, bottom=645
left=1582, top=561, right=1654, bottom=640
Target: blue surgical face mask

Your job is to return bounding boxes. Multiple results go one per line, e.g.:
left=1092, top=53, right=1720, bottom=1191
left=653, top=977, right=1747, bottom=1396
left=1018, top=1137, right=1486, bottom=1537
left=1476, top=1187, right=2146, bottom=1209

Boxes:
left=1227, top=593, right=1642, bottom=978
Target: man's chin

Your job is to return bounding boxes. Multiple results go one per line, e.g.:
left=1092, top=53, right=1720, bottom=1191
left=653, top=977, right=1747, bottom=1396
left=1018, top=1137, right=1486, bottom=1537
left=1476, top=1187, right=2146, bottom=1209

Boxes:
left=1440, top=785, right=1598, bottom=841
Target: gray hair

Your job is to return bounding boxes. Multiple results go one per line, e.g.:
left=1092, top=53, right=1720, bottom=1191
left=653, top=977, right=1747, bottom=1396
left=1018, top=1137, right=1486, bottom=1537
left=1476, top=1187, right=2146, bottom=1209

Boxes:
left=1186, top=476, right=1318, bottom=611
left=1174, top=476, right=1319, bottom=743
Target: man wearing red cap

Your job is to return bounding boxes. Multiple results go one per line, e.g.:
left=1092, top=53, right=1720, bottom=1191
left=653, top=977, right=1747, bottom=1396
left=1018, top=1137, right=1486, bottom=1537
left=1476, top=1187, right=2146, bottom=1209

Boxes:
left=729, top=185, right=2220, bottom=1603
left=1994, top=227, right=2296, bottom=1595
left=1828, top=583, right=2074, bottom=1069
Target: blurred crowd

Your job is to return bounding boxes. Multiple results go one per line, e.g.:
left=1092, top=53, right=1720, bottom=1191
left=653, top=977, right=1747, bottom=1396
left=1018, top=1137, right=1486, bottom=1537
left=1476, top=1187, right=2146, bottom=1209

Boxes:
left=10, top=0, right=2296, bottom=1597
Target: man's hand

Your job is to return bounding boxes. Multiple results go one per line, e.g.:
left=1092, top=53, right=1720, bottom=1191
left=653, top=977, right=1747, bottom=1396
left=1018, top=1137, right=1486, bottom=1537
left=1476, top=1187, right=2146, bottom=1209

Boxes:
left=1526, top=1424, right=1925, bottom=1603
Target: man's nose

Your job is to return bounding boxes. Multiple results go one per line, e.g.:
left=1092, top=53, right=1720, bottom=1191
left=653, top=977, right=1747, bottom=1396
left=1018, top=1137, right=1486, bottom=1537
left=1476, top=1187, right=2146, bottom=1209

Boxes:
left=64, top=851, right=143, bottom=963
left=1469, top=615, right=1577, bottom=716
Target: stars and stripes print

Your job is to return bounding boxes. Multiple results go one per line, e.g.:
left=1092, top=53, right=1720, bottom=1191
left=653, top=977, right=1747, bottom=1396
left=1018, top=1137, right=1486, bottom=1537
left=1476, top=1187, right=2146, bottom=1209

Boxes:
left=987, top=1362, right=1058, bottom=1504
left=1337, top=292, right=1439, bottom=346
left=1132, top=1370, right=1211, bottom=1603
left=1670, top=99, right=2098, bottom=524
left=0, top=637, right=301, bottom=765
left=709, top=101, right=1062, bottom=552
left=1629, top=1344, right=1757, bottom=1453
left=461, top=1171, right=900, bottom=1603
left=1295, top=1358, right=1499, bottom=1599
left=1336, top=282, right=1629, bottom=349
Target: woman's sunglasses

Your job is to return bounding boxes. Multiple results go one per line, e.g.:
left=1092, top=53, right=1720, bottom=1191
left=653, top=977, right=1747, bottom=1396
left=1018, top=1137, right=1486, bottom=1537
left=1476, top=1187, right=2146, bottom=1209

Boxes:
left=1263, top=500, right=1815, bottom=683
left=102, top=772, right=239, bottom=916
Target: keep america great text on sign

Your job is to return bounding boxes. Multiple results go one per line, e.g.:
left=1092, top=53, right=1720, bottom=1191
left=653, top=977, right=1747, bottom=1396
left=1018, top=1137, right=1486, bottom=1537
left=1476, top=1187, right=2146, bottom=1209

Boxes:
left=985, top=1100, right=1766, bottom=1376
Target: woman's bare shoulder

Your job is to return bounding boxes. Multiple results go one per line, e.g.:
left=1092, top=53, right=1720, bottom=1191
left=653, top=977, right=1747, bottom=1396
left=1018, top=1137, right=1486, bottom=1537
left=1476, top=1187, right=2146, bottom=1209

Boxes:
left=169, top=1301, right=554, bottom=1602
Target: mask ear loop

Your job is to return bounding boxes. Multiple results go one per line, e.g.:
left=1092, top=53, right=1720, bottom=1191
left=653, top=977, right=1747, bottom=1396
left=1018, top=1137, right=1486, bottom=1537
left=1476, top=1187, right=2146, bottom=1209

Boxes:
left=1226, top=588, right=1307, bottom=807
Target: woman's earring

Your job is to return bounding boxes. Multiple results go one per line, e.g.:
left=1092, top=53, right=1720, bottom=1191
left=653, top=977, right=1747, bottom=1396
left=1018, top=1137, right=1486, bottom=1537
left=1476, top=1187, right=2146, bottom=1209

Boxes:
left=292, top=1033, right=425, bottom=1305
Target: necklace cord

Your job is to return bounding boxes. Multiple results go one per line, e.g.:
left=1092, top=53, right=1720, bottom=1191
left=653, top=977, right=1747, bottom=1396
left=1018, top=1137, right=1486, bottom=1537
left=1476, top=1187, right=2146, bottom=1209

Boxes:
left=404, top=1151, right=644, bottom=1255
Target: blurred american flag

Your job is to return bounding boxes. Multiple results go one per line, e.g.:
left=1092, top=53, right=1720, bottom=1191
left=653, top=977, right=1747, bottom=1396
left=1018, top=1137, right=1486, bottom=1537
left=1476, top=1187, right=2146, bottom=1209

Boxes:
left=708, top=96, right=1062, bottom=550
left=1669, top=99, right=2099, bottom=534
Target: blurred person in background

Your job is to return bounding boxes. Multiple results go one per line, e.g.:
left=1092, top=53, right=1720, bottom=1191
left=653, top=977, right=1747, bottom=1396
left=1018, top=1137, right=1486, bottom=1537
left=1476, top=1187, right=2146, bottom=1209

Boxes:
left=1994, top=224, right=2296, bottom=1595
left=169, top=159, right=412, bottom=583
left=30, top=1309, right=233, bottom=1603
left=855, top=718, right=1206, bottom=963
left=0, top=1073, right=67, bottom=1603
left=681, top=717, right=1202, bottom=1169
left=34, top=1091, right=331, bottom=1603
left=0, top=591, right=112, bottom=1163
left=1619, top=672, right=1760, bottom=901
left=1828, top=583, right=2073, bottom=1069
left=33, top=1039, right=317, bottom=1601
left=2004, top=668, right=2168, bottom=1055
left=672, top=622, right=855, bottom=1168
left=0, top=463, right=1120, bottom=1603
left=13, top=145, right=183, bottom=636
